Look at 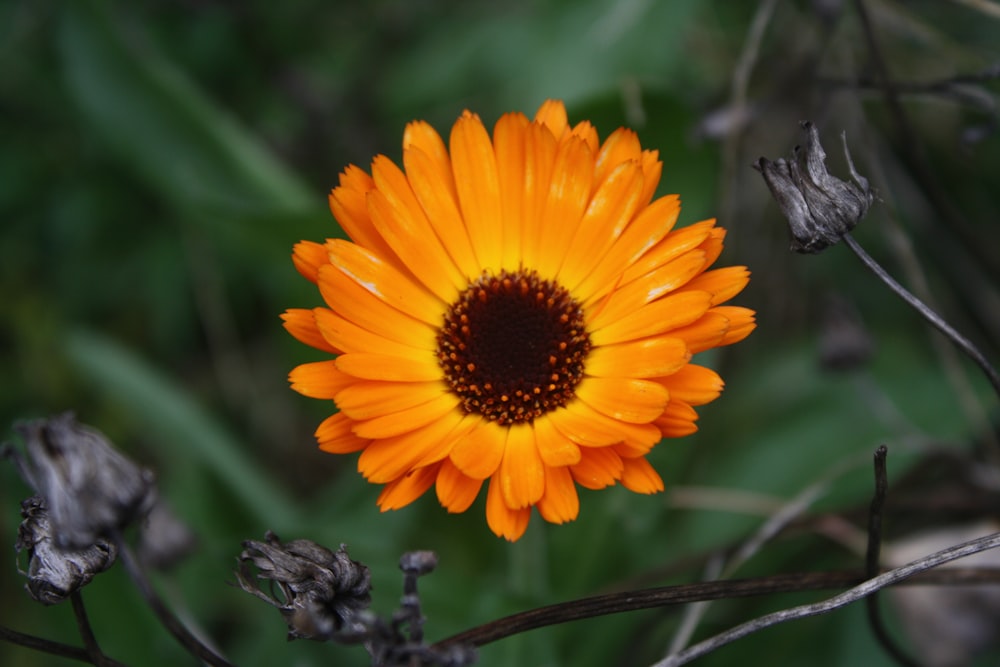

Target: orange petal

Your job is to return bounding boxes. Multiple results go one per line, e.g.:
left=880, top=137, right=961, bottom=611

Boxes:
left=377, top=464, right=440, bottom=511
left=654, top=400, right=700, bottom=438
left=656, top=364, right=724, bottom=406
left=449, top=418, right=506, bottom=480
left=403, top=143, right=480, bottom=281
left=435, top=458, right=483, bottom=513
left=292, top=240, right=329, bottom=284
left=281, top=308, right=338, bottom=354
left=450, top=111, right=503, bottom=272
left=620, top=456, right=664, bottom=494
left=534, top=99, right=569, bottom=138
left=357, top=408, right=466, bottom=481
left=350, top=391, right=460, bottom=439
left=549, top=400, right=662, bottom=450
left=590, top=290, right=713, bottom=346
left=637, top=149, right=663, bottom=208
left=335, top=380, right=448, bottom=421
left=315, top=412, right=370, bottom=454
left=328, top=238, right=445, bottom=326
left=570, top=447, right=623, bottom=490
left=329, top=166, right=398, bottom=264
left=587, top=250, right=707, bottom=332
left=574, top=195, right=682, bottom=304
left=335, top=352, right=442, bottom=382
left=668, top=311, right=729, bottom=355
left=289, top=361, right=355, bottom=399
left=586, top=337, right=690, bottom=379
left=318, top=264, right=437, bottom=349
left=532, top=415, right=581, bottom=466
left=518, top=122, right=559, bottom=271
left=570, top=120, right=599, bottom=154
left=618, top=219, right=716, bottom=288
left=486, top=477, right=531, bottom=541
left=493, top=112, right=530, bottom=269
left=559, top=160, right=643, bottom=291
left=536, top=466, right=579, bottom=524
left=314, top=307, right=432, bottom=357
left=683, top=266, right=750, bottom=306
left=535, top=135, right=594, bottom=279
left=714, top=306, right=757, bottom=346
left=498, top=424, right=544, bottom=509
left=594, top=128, right=642, bottom=187
left=576, top=377, right=669, bottom=424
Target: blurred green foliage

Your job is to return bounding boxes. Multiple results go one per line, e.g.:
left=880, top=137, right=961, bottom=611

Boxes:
left=3, top=1, right=1000, bottom=666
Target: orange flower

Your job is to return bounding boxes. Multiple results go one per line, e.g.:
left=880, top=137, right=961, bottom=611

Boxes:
left=284, top=100, right=755, bottom=540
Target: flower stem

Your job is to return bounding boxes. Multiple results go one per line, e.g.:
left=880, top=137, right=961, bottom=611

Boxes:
left=114, top=533, right=235, bottom=667
left=71, top=592, right=125, bottom=667
left=842, top=232, right=1000, bottom=403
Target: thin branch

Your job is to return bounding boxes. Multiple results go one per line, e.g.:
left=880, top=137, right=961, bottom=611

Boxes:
left=864, top=447, right=920, bottom=667
left=114, top=533, right=235, bottom=667
left=1, top=624, right=128, bottom=666
left=655, top=532, right=1000, bottom=667
left=71, top=592, right=124, bottom=667
left=842, top=232, right=1000, bottom=402
left=432, top=566, right=1000, bottom=650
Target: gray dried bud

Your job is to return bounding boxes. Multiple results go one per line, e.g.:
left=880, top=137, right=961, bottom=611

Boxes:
left=12, top=413, right=156, bottom=549
left=236, top=531, right=372, bottom=641
left=755, top=121, right=874, bottom=253
left=400, top=550, right=438, bottom=577
left=137, top=498, right=198, bottom=570
left=818, top=293, right=874, bottom=372
left=15, top=496, right=117, bottom=605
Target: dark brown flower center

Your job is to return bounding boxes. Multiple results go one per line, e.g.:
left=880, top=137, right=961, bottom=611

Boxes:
left=436, top=269, right=591, bottom=426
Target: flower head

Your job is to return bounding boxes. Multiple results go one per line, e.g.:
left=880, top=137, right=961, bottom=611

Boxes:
left=755, top=121, right=874, bottom=253
left=285, top=100, right=755, bottom=540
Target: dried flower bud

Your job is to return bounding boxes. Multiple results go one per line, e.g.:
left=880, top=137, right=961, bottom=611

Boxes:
left=15, top=496, right=117, bottom=605
left=400, top=550, right=438, bottom=577
left=818, top=293, right=874, bottom=372
left=755, top=121, right=874, bottom=253
left=137, top=498, right=197, bottom=570
left=236, top=531, right=372, bottom=641
left=12, top=413, right=156, bottom=549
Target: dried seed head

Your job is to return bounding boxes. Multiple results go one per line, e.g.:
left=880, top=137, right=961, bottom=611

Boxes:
left=12, top=413, right=156, bottom=549
left=755, top=121, right=874, bottom=254
left=236, top=532, right=372, bottom=641
left=15, top=496, right=117, bottom=605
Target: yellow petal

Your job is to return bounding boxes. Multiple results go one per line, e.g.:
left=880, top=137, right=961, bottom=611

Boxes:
left=576, top=377, right=669, bottom=424
left=486, top=477, right=531, bottom=541
left=536, top=465, right=579, bottom=524
left=586, top=337, right=690, bottom=379
left=315, top=412, right=370, bottom=454
left=435, top=458, right=483, bottom=513
left=450, top=111, right=503, bottom=272
left=499, top=424, right=544, bottom=509
left=289, top=361, right=355, bottom=399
